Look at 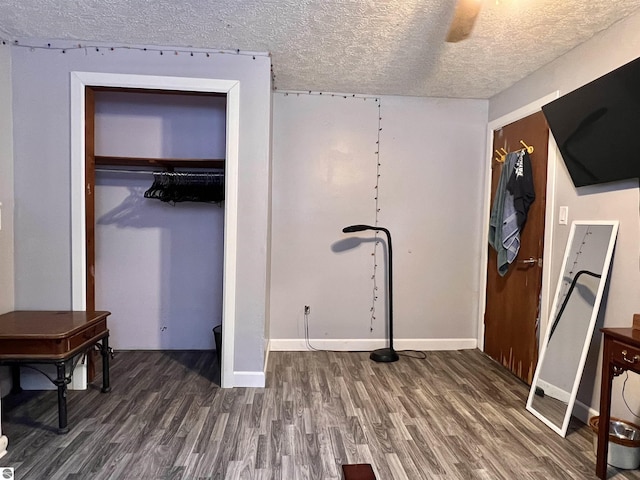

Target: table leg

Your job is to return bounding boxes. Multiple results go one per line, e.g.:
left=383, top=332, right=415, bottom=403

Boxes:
left=54, top=362, right=69, bottom=434
left=10, top=365, right=22, bottom=394
left=100, top=336, right=111, bottom=393
left=596, top=339, right=615, bottom=479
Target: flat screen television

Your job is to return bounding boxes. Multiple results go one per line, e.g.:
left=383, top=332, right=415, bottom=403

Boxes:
left=542, top=56, right=640, bottom=187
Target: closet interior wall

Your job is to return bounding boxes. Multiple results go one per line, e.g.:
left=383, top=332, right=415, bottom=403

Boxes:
left=92, top=90, right=227, bottom=350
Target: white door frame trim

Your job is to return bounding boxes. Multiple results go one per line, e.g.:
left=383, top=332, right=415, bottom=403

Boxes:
left=477, top=92, right=560, bottom=351
left=70, top=71, right=239, bottom=388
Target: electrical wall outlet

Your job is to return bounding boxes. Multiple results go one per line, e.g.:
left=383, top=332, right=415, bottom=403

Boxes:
left=304, top=305, right=310, bottom=314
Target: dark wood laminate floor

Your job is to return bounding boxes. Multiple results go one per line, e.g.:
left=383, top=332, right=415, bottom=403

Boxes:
left=0, top=349, right=638, bottom=479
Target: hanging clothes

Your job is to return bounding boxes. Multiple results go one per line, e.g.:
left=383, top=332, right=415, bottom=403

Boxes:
left=502, top=150, right=536, bottom=268
left=502, top=183, right=519, bottom=266
left=489, top=150, right=536, bottom=276
left=488, top=151, right=518, bottom=276
left=507, top=150, right=535, bottom=229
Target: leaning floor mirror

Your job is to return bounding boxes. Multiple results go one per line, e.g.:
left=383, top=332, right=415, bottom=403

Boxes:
left=526, top=220, right=619, bottom=437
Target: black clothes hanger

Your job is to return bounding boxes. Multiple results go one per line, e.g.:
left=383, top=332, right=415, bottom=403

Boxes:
left=144, top=171, right=225, bottom=204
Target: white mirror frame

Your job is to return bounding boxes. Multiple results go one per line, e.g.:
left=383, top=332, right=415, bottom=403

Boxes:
left=526, top=220, right=619, bottom=436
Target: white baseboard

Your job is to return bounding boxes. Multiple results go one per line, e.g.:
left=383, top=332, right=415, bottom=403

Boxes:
left=573, top=398, right=598, bottom=425
left=233, top=370, right=265, bottom=388
left=17, top=360, right=87, bottom=391
left=537, top=379, right=571, bottom=403
left=269, top=338, right=477, bottom=352
left=224, top=341, right=271, bottom=388
left=264, top=339, right=271, bottom=364
left=70, top=362, right=87, bottom=390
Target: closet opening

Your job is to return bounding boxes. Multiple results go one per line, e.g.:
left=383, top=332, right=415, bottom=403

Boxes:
left=88, top=88, right=226, bottom=380
left=71, top=72, right=241, bottom=388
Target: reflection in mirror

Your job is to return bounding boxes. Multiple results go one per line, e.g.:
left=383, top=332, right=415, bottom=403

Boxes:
left=526, top=220, right=619, bottom=437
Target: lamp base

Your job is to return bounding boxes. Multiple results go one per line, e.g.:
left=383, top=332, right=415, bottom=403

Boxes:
left=370, top=348, right=399, bottom=363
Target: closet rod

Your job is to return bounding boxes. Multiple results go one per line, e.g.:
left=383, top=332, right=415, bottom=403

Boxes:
left=95, top=168, right=224, bottom=176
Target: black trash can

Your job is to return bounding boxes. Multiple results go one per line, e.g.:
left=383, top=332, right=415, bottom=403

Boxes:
left=213, top=324, right=222, bottom=367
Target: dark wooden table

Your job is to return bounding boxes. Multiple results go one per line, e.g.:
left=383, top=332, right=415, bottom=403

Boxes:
left=596, top=327, right=640, bottom=478
left=0, top=310, right=111, bottom=433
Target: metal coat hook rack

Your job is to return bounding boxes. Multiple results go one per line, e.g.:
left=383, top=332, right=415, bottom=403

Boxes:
left=520, top=140, right=534, bottom=154
left=494, top=140, right=535, bottom=163
left=494, top=147, right=508, bottom=164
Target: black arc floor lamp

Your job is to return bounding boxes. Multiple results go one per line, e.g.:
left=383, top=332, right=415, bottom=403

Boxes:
left=342, top=224, right=399, bottom=363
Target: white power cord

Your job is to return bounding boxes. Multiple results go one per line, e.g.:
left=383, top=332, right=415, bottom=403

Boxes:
left=304, top=306, right=319, bottom=351
left=622, top=371, right=640, bottom=419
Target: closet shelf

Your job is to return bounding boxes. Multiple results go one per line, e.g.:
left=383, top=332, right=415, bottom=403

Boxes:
left=94, top=156, right=225, bottom=169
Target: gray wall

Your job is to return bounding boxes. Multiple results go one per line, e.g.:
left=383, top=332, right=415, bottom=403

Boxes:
left=270, top=93, right=488, bottom=347
left=0, top=44, right=15, bottom=397
left=0, top=46, right=14, bottom=314
left=10, top=43, right=271, bottom=375
left=490, top=11, right=640, bottom=419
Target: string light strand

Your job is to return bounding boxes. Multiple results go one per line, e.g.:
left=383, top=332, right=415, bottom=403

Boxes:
left=276, top=90, right=379, bottom=101
left=370, top=98, right=382, bottom=333
left=0, top=39, right=269, bottom=60
left=556, top=226, right=592, bottom=315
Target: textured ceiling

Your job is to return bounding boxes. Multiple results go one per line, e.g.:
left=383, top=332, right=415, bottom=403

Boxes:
left=1, top=0, right=640, bottom=98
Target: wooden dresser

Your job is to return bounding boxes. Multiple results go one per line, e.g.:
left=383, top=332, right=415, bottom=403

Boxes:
left=597, top=328, right=640, bottom=478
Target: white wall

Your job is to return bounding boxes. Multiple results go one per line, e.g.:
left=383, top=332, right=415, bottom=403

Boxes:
left=10, top=42, right=271, bottom=378
left=490, top=11, right=640, bottom=421
left=94, top=92, right=225, bottom=350
left=0, top=45, right=15, bottom=398
left=270, top=93, right=488, bottom=349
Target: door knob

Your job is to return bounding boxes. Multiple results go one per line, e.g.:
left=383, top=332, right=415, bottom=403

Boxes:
left=518, top=257, right=542, bottom=267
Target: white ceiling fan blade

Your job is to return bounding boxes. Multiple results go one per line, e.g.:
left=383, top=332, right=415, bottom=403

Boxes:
left=446, top=0, right=483, bottom=43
